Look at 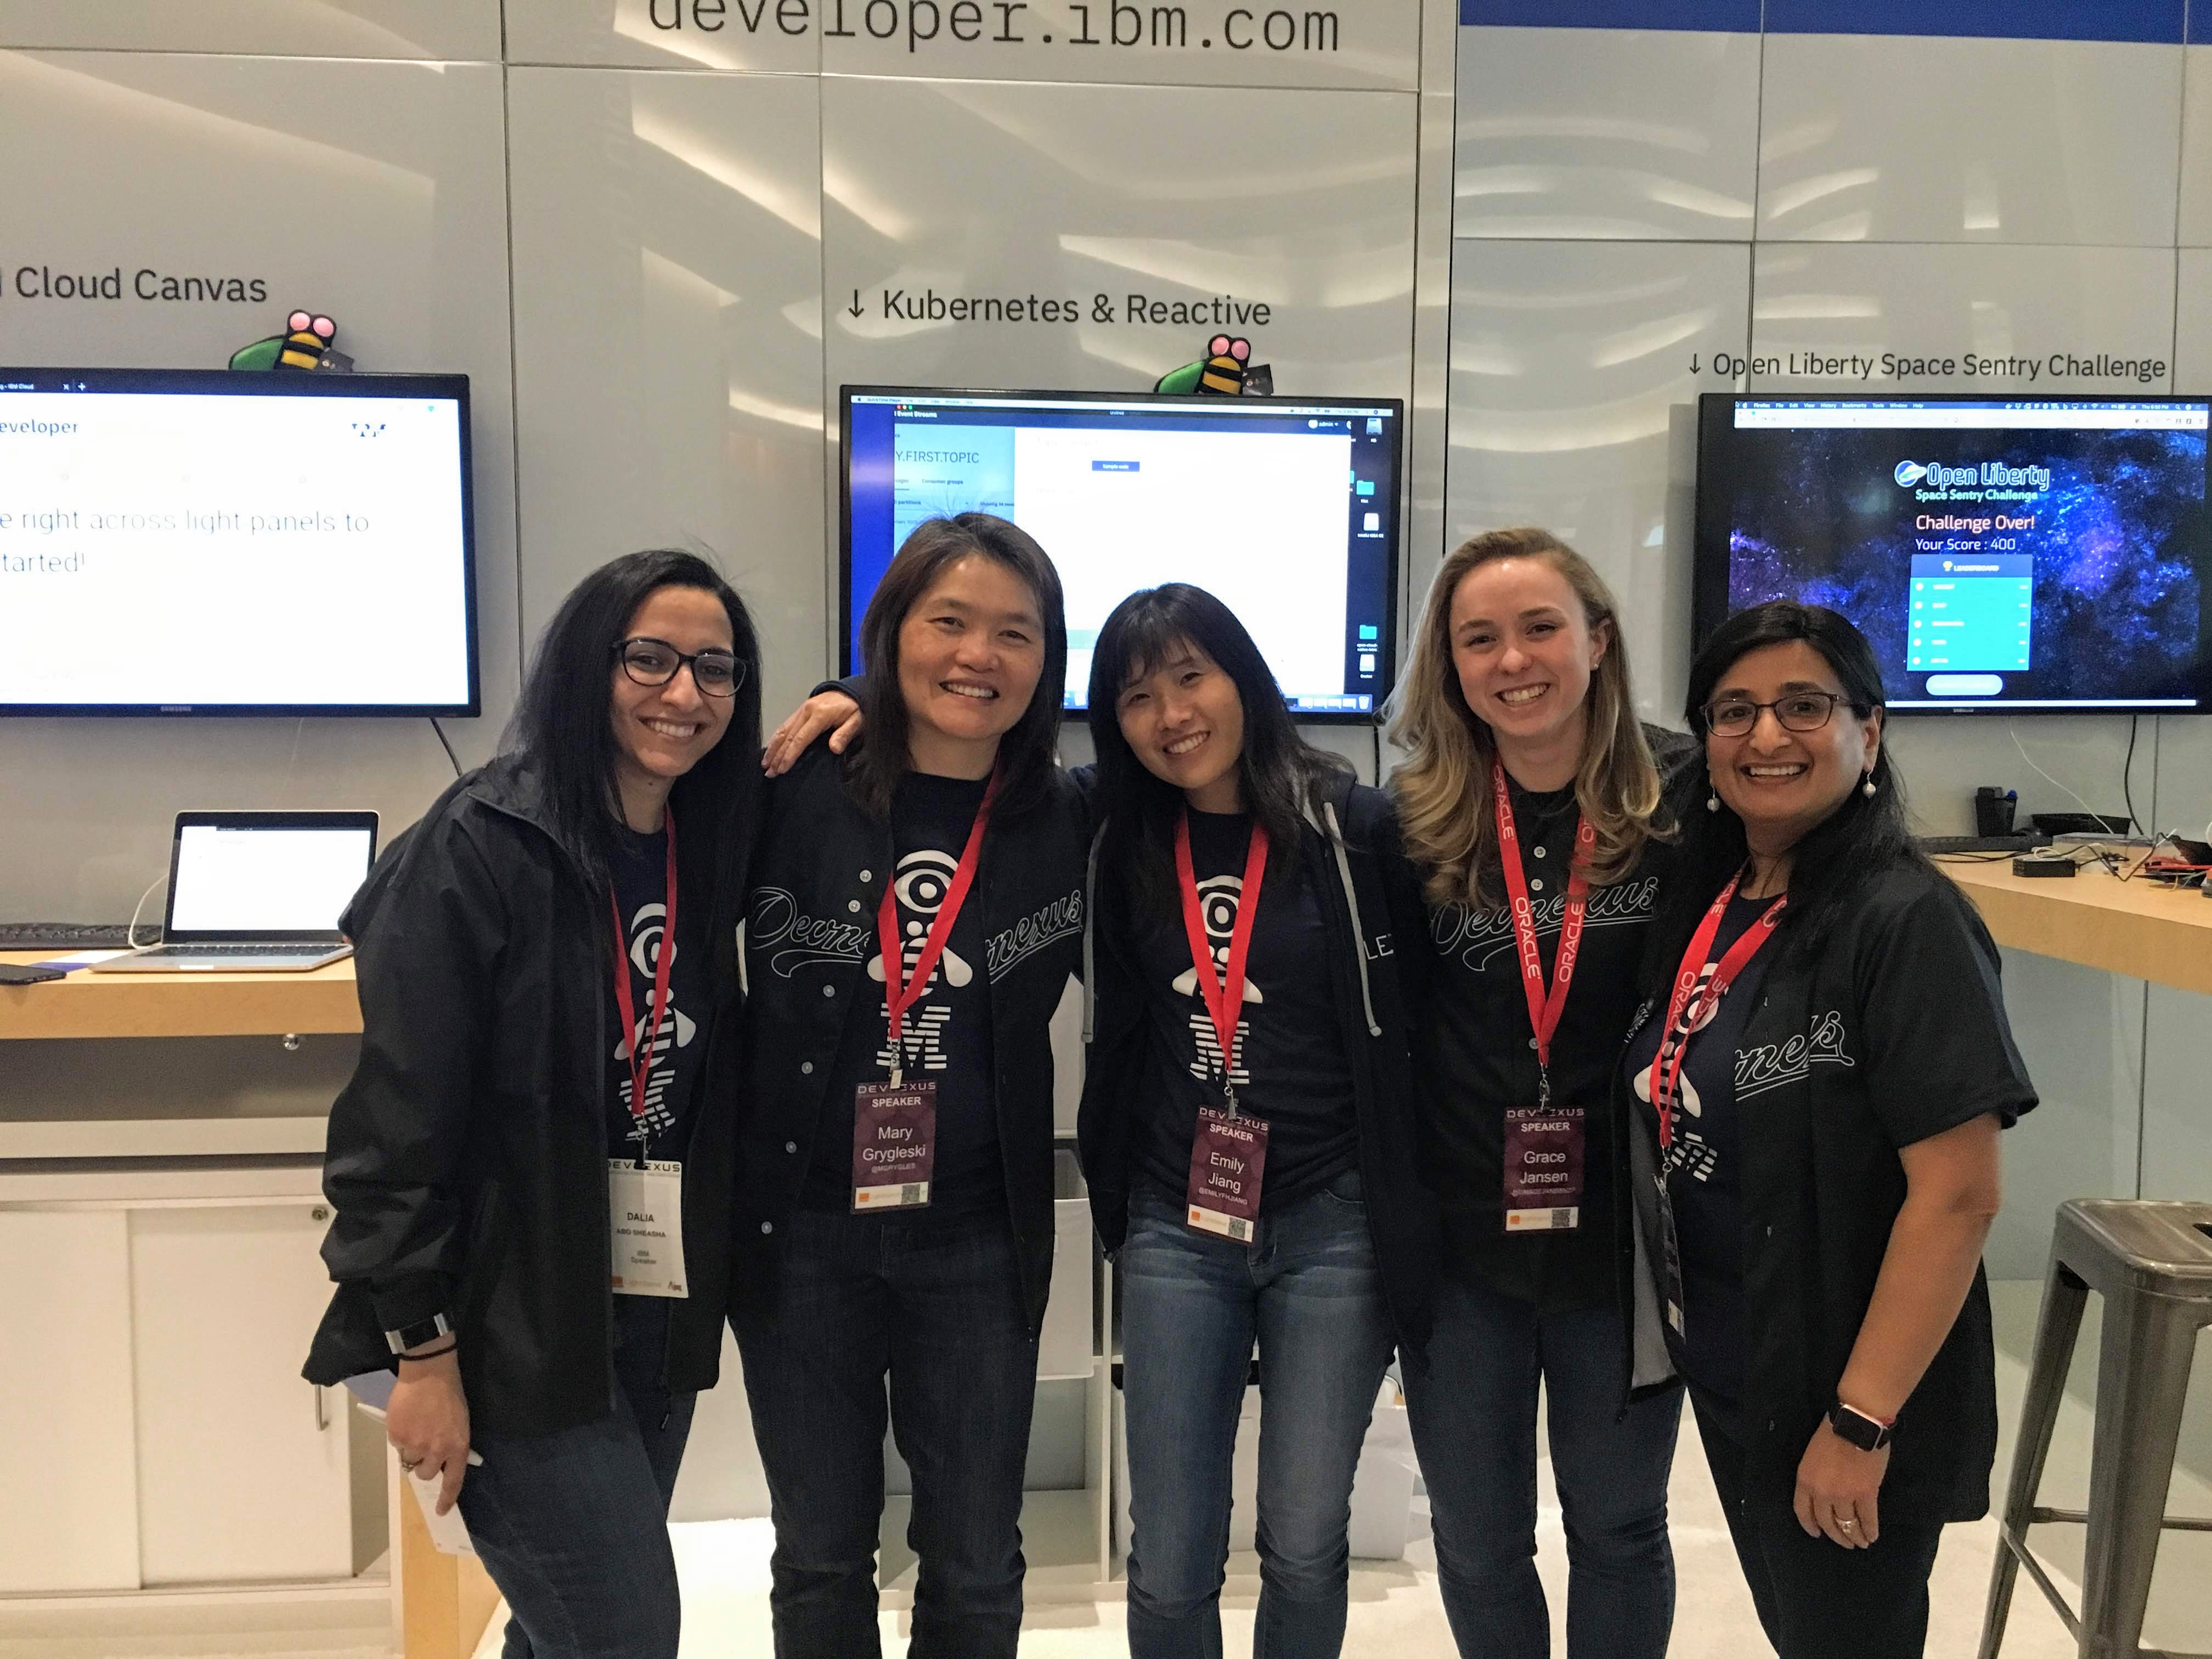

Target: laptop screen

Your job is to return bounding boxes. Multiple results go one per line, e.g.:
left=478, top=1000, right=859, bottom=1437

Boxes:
left=168, top=817, right=377, bottom=938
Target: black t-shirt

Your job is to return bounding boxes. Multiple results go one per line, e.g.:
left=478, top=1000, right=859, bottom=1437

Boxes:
left=806, top=772, right=1002, bottom=1218
left=1130, top=808, right=1358, bottom=1213
left=605, top=822, right=713, bottom=1163
left=1622, top=890, right=1780, bottom=1410
left=1419, top=777, right=1667, bottom=1310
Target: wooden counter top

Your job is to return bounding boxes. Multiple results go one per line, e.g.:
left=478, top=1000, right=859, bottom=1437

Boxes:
left=0, top=951, right=361, bottom=1040
left=1939, top=857, right=2212, bottom=997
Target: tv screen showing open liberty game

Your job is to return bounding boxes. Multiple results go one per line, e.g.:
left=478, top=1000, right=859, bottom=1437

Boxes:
left=1694, top=395, right=2212, bottom=714
left=842, top=387, right=1402, bottom=720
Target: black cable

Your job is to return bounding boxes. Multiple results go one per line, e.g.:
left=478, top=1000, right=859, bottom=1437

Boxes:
left=1370, top=720, right=1382, bottom=785
left=429, top=717, right=463, bottom=779
left=2121, top=714, right=2141, bottom=836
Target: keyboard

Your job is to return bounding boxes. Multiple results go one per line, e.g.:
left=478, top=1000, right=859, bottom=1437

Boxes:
left=1918, top=834, right=2047, bottom=856
left=126, top=943, right=335, bottom=960
left=0, top=921, right=139, bottom=950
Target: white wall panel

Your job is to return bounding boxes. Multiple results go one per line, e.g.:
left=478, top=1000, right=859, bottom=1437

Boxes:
left=507, top=67, right=827, bottom=724
left=1748, top=242, right=2176, bottom=396
left=0, top=50, right=521, bottom=918
left=2142, top=980, right=2212, bottom=1204
left=820, top=78, right=1415, bottom=403
left=1453, top=27, right=1758, bottom=241
left=1757, top=34, right=2182, bottom=246
left=1444, top=239, right=1748, bottom=719
left=0, top=1, right=498, bottom=58
left=508, top=0, right=820, bottom=72
left=2180, top=45, right=2212, bottom=245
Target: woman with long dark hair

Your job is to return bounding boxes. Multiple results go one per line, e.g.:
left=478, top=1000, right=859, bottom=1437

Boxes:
left=1384, top=528, right=1689, bottom=1659
left=730, top=512, right=1091, bottom=1657
left=1080, top=583, right=1436, bottom=1658
left=1622, top=601, right=2036, bottom=1657
left=305, top=549, right=763, bottom=1659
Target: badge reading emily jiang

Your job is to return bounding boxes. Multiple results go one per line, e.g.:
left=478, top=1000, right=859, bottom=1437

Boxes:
left=1187, top=1107, right=1269, bottom=1242
left=853, top=1080, right=936, bottom=1209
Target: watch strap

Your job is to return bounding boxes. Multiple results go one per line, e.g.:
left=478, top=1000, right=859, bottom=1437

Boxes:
left=384, top=1312, right=453, bottom=1355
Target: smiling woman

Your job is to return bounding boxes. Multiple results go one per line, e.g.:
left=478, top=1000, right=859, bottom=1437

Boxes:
left=304, top=548, right=765, bottom=1659
left=728, top=512, right=1093, bottom=1658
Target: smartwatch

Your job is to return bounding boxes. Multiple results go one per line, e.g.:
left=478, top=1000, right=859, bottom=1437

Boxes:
left=384, top=1312, right=453, bottom=1355
left=1827, top=1399, right=1894, bottom=1452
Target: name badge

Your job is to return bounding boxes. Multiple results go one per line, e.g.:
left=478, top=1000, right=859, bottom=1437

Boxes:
left=1502, top=1103, right=1584, bottom=1232
left=608, top=1158, right=687, bottom=1298
left=1186, top=1107, right=1269, bottom=1244
left=854, top=1080, right=936, bottom=1210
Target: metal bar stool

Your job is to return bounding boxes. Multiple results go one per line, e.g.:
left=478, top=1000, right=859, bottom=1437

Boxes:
left=1979, top=1199, right=2212, bottom=1659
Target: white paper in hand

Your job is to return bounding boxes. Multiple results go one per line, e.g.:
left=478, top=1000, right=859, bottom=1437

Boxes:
left=409, top=1465, right=476, bottom=1556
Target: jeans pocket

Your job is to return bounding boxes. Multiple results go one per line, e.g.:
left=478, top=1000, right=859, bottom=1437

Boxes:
left=1316, top=1166, right=1366, bottom=1209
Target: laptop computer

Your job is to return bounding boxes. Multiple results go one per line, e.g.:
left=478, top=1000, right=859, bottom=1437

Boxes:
left=92, top=810, right=379, bottom=973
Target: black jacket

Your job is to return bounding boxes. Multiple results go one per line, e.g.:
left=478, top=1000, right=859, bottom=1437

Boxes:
left=1620, top=862, right=2037, bottom=1521
left=302, top=753, right=754, bottom=1436
left=1079, top=772, right=1442, bottom=1365
left=729, top=741, right=1091, bottom=1333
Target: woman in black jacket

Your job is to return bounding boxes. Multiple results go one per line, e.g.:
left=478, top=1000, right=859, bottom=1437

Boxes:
left=1622, top=601, right=2036, bottom=1658
left=1078, top=584, right=1436, bottom=1658
left=729, top=513, right=1090, bottom=1659
left=304, top=549, right=763, bottom=1659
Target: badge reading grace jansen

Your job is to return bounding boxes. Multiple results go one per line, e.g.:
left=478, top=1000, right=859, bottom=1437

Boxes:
left=852, top=1079, right=936, bottom=1209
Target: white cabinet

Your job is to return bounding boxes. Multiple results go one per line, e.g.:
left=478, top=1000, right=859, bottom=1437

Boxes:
left=129, top=1204, right=351, bottom=1584
left=0, top=1211, right=139, bottom=1593
left=0, top=1170, right=356, bottom=1594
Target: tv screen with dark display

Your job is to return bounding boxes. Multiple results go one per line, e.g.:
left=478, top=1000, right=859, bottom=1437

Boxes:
left=842, top=386, right=1402, bottom=720
left=1694, top=394, right=2212, bottom=714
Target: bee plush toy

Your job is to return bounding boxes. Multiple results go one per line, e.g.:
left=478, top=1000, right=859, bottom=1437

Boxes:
left=1154, top=334, right=1273, bottom=396
left=228, top=309, right=354, bottom=373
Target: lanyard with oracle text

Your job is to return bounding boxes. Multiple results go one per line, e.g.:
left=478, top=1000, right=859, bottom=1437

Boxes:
left=1492, top=760, right=1595, bottom=1113
left=1175, top=810, right=1270, bottom=1116
left=876, top=770, right=997, bottom=1086
left=1649, top=871, right=1787, bottom=1150
left=610, top=809, right=678, bottom=1166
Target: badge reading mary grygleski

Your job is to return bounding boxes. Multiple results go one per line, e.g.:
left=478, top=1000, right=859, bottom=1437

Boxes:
left=853, top=1080, right=937, bottom=1209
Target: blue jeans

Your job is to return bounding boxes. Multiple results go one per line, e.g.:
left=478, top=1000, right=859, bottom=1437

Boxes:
left=458, top=1295, right=697, bottom=1659
left=1119, top=1169, right=1397, bottom=1659
left=1401, top=1273, right=1681, bottom=1659
left=731, top=1204, right=1039, bottom=1659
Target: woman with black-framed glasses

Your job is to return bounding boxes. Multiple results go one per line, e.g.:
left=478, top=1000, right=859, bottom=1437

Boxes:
left=306, top=549, right=765, bottom=1659
left=1620, top=601, right=2036, bottom=1658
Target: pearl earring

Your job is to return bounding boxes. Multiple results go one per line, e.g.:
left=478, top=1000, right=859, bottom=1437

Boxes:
left=1861, top=771, right=1877, bottom=799
left=1706, top=791, right=1720, bottom=813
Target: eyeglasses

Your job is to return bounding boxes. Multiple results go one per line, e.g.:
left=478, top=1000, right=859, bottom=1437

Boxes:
left=1701, top=691, right=1850, bottom=737
left=613, top=637, right=744, bottom=697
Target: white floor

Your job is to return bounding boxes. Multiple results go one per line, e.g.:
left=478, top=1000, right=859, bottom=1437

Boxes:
left=15, top=1278, right=2210, bottom=1659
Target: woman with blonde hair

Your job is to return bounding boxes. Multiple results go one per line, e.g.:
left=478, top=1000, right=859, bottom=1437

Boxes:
left=1387, top=527, right=1690, bottom=1659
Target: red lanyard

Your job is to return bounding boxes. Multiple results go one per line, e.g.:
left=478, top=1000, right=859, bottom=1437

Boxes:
left=1493, top=761, right=1594, bottom=1110
left=878, top=771, right=998, bottom=1072
left=1175, top=809, right=1270, bottom=1114
left=610, top=810, right=678, bottom=1128
left=1649, top=870, right=1787, bottom=1149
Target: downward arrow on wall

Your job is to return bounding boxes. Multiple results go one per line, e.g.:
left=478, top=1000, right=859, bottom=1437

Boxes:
left=848, top=289, right=865, bottom=319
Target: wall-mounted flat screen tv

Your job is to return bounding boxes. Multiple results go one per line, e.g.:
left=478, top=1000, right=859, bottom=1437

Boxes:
left=1695, top=393, right=2212, bottom=714
left=0, top=366, right=477, bottom=716
left=842, top=386, right=1402, bottom=720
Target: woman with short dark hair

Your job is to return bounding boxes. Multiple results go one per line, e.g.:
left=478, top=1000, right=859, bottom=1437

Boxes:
left=1622, top=600, right=2037, bottom=1658
left=306, top=548, right=763, bottom=1659
left=1079, top=584, right=1436, bottom=1658
left=730, top=512, right=1091, bottom=1658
